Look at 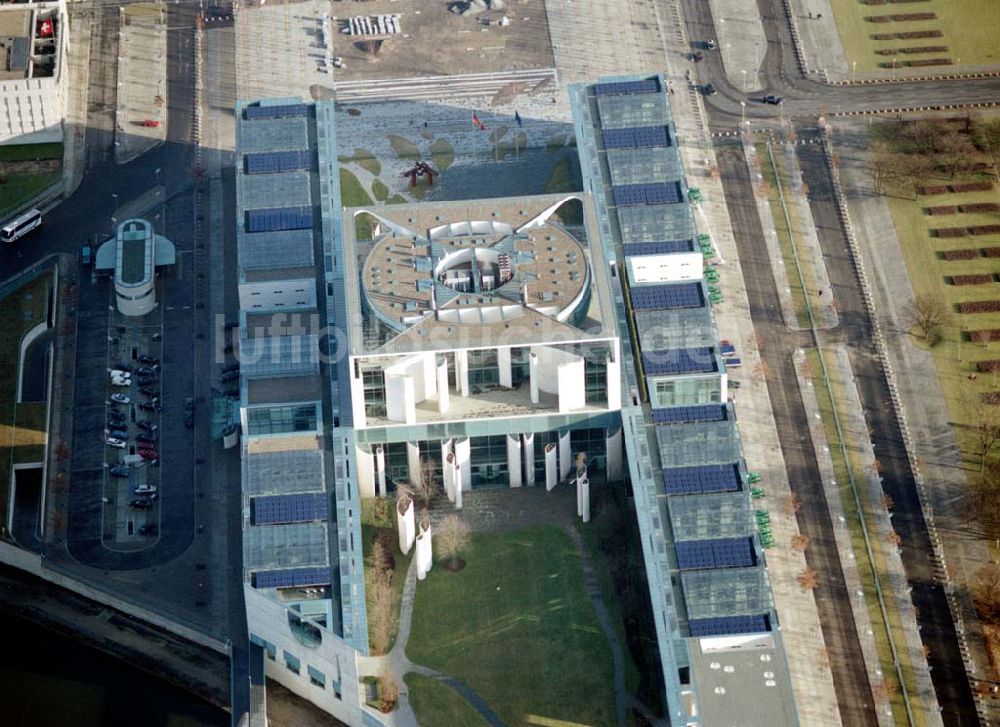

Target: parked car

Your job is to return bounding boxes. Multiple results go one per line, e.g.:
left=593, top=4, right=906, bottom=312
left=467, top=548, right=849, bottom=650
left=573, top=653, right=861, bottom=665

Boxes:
left=184, top=397, right=195, bottom=411
left=729, top=380, right=742, bottom=389
left=137, top=421, right=158, bottom=433
left=138, top=354, right=159, bottom=364
left=139, top=388, right=158, bottom=398
left=138, top=448, right=159, bottom=460
left=138, top=523, right=158, bottom=536
left=81, top=244, right=92, bottom=266
left=130, top=498, right=153, bottom=510
left=108, top=429, right=129, bottom=440
left=137, top=365, right=160, bottom=376
left=224, top=388, right=239, bottom=399
left=114, top=362, right=132, bottom=373
left=106, top=437, right=127, bottom=449
left=702, top=83, right=717, bottom=96
left=691, top=51, right=704, bottom=62
left=136, top=433, right=156, bottom=444
left=184, top=412, right=194, bottom=429
left=107, top=412, right=126, bottom=423
left=109, top=465, right=131, bottom=478
left=139, top=401, right=161, bottom=412
left=134, top=484, right=157, bottom=495
left=706, top=39, right=717, bottom=50
left=110, top=393, right=130, bottom=404
left=762, top=94, right=783, bottom=105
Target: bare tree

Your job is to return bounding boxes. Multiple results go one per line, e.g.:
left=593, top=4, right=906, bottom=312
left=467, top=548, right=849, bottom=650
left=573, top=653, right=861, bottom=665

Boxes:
left=974, top=118, right=1000, bottom=183
left=937, top=131, right=977, bottom=178
left=414, top=457, right=438, bottom=508
left=973, top=563, right=1000, bottom=622
left=972, top=397, right=1000, bottom=473
left=866, top=141, right=896, bottom=197
left=908, top=294, right=952, bottom=345
left=435, top=514, right=471, bottom=569
left=378, top=668, right=399, bottom=712
left=797, top=567, right=819, bottom=591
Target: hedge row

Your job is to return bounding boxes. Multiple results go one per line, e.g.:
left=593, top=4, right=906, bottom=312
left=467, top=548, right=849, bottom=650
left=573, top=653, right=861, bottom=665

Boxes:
left=977, top=359, right=1000, bottom=371
left=926, top=206, right=958, bottom=215
left=871, top=30, right=943, bottom=39
left=951, top=274, right=994, bottom=286
left=983, top=248, right=1000, bottom=258
left=984, top=392, right=1000, bottom=405
left=941, top=249, right=981, bottom=260
left=933, top=226, right=1000, bottom=237
left=969, top=329, right=1000, bottom=343
left=874, top=46, right=948, bottom=55
left=896, top=58, right=953, bottom=68
left=918, top=181, right=994, bottom=195
left=960, top=301, right=1000, bottom=314
left=865, top=12, right=936, bottom=21
left=961, top=203, right=1000, bottom=213
left=861, top=0, right=930, bottom=4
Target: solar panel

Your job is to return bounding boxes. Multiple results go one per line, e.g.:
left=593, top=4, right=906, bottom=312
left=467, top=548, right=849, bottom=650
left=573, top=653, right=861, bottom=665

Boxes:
left=630, top=283, right=703, bottom=310
left=612, top=182, right=682, bottom=207
left=252, top=567, right=330, bottom=589
left=689, top=614, right=770, bottom=637
left=246, top=206, right=313, bottom=233
left=652, top=405, right=726, bottom=424
left=675, top=537, right=755, bottom=570
left=663, top=463, right=742, bottom=495
left=623, top=240, right=694, bottom=256
left=593, top=79, right=660, bottom=96
left=602, top=126, right=671, bottom=150
left=643, top=348, right=716, bottom=375
left=245, top=150, right=312, bottom=175
left=244, top=103, right=308, bottom=120
left=251, top=493, right=329, bottom=525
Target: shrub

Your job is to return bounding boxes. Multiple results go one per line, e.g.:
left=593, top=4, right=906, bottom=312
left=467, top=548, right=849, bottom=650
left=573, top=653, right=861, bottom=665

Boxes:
left=870, top=33, right=895, bottom=40
left=950, top=181, right=994, bottom=193
left=925, top=206, right=958, bottom=215
left=983, top=248, right=1000, bottom=258
left=984, top=392, right=1000, bottom=405
left=970, top=329, right=1000, bottom=343
left=918, top=185, right=949, bottom=195
left=934, top=227, right=968, bottom=238
left=971, top=225, right=1000, bottom=236
left=951, top=275, right=994, bottom=286
left=958, top=204, right=1000, bottom=214
left=977, top=360, right=1000, bottom=372
left=902, top=59, right=953, bottom=67
left=889, top=12, right=936, bottom=19
left=898, top=46, right=949, bottom=54
left=941, top=249, right=980, bottom=260
left=960, top=301, right=1000, bottom=314
left=898, top=30, right=943, bottom=39
left=865, top=15, right=893, bottom=23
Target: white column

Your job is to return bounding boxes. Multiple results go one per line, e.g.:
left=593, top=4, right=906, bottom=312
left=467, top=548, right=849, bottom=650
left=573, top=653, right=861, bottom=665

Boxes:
left=356, top=444, right=375, bottom=498
left=606, top=426, right=623, bottom=481
left=578, top=474, right=591, bottom=522
left=407, top=441, right=422, bottom=486
left=559, top=430, right=572, bottom=480
left=606, top=349, right=621, bottom=411
left=452, top=459, right=463, bottom=509
left=416, top=520, right=433, bottom=580
left=441, top=440, right=455, bottom=502
left=436, top=355, right=450, bottom=414
left=387, top=374, right=416, bottom=424
left=455, top=437, right=471, bottom=491
left=529, top=351, right=539, bottom=404
left=455, top=349, right=469, bottom=397
left=397, top=497, right=415, bottom=555
left=544, top=443, right=558, bottom=491
left=375, top=445, right=387, bottom=497
left=506, top=434, right=522, bottom=488
left=523, top=433, right=535, bottom=487
left=498, top=346, right=512, bottom=388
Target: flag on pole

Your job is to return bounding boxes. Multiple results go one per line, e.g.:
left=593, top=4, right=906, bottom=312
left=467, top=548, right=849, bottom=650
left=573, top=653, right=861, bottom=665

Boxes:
left=39, top=19, right=53, bottom=37
left=514, top=111, right=522, bottom=128
left=472, top=113, right=482, bottom=128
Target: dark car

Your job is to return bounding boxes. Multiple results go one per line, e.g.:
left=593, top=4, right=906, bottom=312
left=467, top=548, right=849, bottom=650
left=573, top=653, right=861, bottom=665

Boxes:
left=136, top=433, right=156, bottom=444
left=108, top=429, right=129, bottom=440
left=138, top=354, right=159, bottom=364
left=114, top=362, right=132, bottom=373
left=130, top=498, right=153, bottom=510
left=139, top=401, right=162, bottom=412
left=139, top=388, right=158, bottom=398
left=702, top=83, right=717, bottom=96
left=762, top=94, right=783, bottom=105
left=137, top=421, right=158, bottom=433
left=109, top=465, right=131, bottom=478
left=184, top=412, right=195, bottom=429
left=691, top=51, right=704, bottom=62
left=184, top=397, right=195, bottom=411
left=139, top=448, right=159, bottom=460
left=224, top=320, right=238, bottom=330
left=136, top=365, right=160, bottom=376
left=107, top=414, right=126, bottom=426
left=138, top=523, right=158, bottom=536
left=220, top=370, right=239, bottom=382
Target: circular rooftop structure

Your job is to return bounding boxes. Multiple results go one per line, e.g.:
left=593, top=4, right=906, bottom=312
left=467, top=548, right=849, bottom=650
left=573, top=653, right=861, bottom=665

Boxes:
left=361, top=221, right=591, bottom=333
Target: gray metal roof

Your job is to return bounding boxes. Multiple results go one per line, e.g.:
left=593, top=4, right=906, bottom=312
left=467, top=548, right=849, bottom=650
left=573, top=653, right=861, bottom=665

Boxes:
left=667, top=491, right=754, bottom=541
left=240, top=334, right=320, bottom=379
left=238, top=229, right=316, bottom=271
left=238, top=116, right=310, bottom=153
left=596, top=94, right=672, bottom=129
left=607, top=147, right=684, bottom=187
left=655, top=419, right=742, bottom=469
left=634, top=307, right=718, bottom=351
left=245, top=522, right=330, bottom=570
left=681, top=567, right=770, bottom=620
left=241, top=171, right=313, bottom=211
left=245, top=448, right=326, bottom=497
left=618, top=205, right=695, bottom=244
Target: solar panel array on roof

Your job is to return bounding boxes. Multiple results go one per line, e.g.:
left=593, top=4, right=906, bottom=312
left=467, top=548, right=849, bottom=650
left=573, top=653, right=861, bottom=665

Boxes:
left=643, top=348, right=716, bottom=376
left=664, top=463, right=741, bottom=495
left=688, top=614, right=770, bottom=637
left=251, top=493, right=329, bottom=525
left=245, top=150, right=312, bottom=175
left=675, top=537, right=756, bottom=570
left=602, top=126, right=671, bottom=150
left=594, top=79, right=660, bottom=96
left=252, top=567, right=330, bottom=589
left=246, top=206, right=313, bottom=233
left=630, top=283, right=702, bottom=310
left=613, top=182, right=682, bottom=207
left=652, top=405, right=726, bottom=424
left=623, top=240, right=694, bottom=256
left=244, top=103, right=308, bottom=120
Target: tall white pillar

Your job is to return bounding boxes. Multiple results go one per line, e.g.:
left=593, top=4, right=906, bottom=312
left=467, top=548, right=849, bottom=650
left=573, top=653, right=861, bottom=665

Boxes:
left=441, top=440, right=455, bottom=502
left=577, top=474, right=591, bottom=522
left=545, top=443, right=558, bottom=491
left=416, top=520, right=433, bottom=580
left=356, top=444, right=375, bottom=498
left=455, top=437, right=472, bottom=491
left=456, top=349, right=469, bottom=397
left=397, top=497, right=415, bottom=555
left=529, top=351, right=540, bottom=404
left=506, top=434, right=522, bottom=488
left=559, top=430, right=572, bottom=480
left=523, top=433, right=536, bottom=487
left=407, top=441, right=422, bottom=486
left=606, top=351, right=621, bottom=411
left=452, top=459, right=463, bottom=509
left=436, top=355, right=450, bottom=414
left=606, top=426, right=623, bottom=481
left=498, top=347, right=512, bottom=388
left=375, top=445, right=387, bottom=497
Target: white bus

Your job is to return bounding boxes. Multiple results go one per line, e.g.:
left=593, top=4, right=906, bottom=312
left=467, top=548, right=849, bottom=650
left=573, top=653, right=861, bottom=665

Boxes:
left=1, top=208, right=42, bottom=243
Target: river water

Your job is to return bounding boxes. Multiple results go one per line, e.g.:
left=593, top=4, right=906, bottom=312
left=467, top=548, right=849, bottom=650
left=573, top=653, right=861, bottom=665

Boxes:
left=0, top=613, right=228, bottom=727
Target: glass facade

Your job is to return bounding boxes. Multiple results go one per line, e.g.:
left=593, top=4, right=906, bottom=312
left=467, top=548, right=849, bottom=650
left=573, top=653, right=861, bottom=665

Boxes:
left=468, top=349, right=500, bottom=390
left=469, top=435, right=509, bottom=487
left=362, top=368, right=386, bottom=418
left=570, top=428, right=608, bottom=474
left=246, top=403, right=319, bottom=436
left=585, top=349, right=609, bottom=405
left=652, top=375, right=721, bottom=407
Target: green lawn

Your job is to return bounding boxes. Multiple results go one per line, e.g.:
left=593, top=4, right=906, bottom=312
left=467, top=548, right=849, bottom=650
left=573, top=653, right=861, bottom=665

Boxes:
left=0, top=143, right=63, bottom=162
left=829, top=0, right=1000, bottom=73
left=407, top=525, right=616, bottom=727
left=0, top=173, right=61, bottom=218
left=404, top=674, right=489, bottom=727
left=0, top=275, right=51, bottom=538
left=339, top=168, right=373, bottom=208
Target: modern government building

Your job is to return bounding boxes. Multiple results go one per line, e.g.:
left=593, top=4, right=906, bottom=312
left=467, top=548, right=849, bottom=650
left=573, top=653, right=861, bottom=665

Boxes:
left=233, top=75, right=798, bottom=726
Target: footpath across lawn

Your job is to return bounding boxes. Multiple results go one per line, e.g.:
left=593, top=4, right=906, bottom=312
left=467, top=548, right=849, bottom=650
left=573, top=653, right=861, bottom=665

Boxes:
left=404, top=673, right=489, bottom=727
left=407, top=524, right=616, bottom=727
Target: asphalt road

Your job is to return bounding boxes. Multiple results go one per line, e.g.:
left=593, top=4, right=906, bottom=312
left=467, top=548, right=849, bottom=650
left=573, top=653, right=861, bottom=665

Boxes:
left=797, top=135, right=978, bottom=725
left=716, top=142, right=879, bottom=727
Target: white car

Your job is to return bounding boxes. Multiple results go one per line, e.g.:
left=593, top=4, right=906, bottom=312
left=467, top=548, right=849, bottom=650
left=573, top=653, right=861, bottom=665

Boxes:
left=106, top=437, right=126, bottom=448
left=109, top=393, right=130, bottom=404
left=110, top=377, right=131, bottom=388
left=109, top=369, right=132, bottom=379
left=134, top=484, right=157, bottom=495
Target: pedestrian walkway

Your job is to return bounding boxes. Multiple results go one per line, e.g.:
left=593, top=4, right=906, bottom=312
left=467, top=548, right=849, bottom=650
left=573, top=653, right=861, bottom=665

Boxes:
left=115, top=2, right=167, bottom=164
